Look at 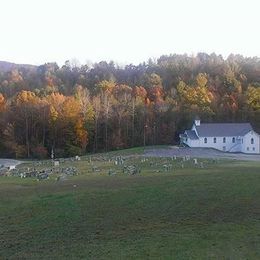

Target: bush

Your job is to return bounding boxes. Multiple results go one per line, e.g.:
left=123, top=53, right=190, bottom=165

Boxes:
left=64, top=145, right=83, bottom=157
left=31, top=146, right=48, bottom=159
left=53, top=148, right=65, bottom=158
left=15, top=145, right=27, bottom=158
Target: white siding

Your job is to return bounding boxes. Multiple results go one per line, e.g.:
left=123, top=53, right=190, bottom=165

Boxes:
left=186, top=138, right=199, bottom=147
left=196, top=136, right=241, bottom=152
left=241, top=131, right=260, bottom=154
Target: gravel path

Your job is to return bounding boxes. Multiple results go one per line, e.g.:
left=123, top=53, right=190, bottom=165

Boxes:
left=0, top=159, right=22, bottom=167
left=144, top=146, right=260, bottom=161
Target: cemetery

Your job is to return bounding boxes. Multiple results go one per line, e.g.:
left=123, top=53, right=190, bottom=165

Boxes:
left=1, top=147, right=260, bottom=259
left=0, top=152, right=216, bottom=181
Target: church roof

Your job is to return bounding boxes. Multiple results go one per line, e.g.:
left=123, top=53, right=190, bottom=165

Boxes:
left=195, top=123, right=253, bottom=137
left=185, top=130, right=199, bottom=139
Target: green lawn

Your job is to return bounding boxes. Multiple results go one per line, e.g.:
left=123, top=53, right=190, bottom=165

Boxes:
left=0, top=154, right=260, bottom=259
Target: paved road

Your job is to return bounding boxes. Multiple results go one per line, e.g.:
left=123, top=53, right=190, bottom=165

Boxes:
left=0, top=159, right=21, bottom=167
left=1, top=147, right=259, bottom=166
left=144, top=147, right=260, bottom=161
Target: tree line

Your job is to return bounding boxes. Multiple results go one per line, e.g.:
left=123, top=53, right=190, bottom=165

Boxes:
left=0, top=53, right=259, bottom=158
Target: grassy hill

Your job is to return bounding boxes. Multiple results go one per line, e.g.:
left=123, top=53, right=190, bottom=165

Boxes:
left=1, top=150, right=260, bottom=259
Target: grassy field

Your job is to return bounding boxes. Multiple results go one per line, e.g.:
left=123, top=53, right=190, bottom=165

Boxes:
left=1, top=150, right=260, bottom=259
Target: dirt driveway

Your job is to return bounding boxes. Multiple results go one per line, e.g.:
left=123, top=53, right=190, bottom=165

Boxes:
left=0, top=159, right=21, bottom=167
left=144, top=146, right=260, bottom=161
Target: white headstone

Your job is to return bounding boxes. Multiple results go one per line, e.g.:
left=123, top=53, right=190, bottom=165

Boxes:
left=54, top=161, right=59, bottom=166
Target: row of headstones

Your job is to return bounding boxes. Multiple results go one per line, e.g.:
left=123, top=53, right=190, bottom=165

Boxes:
left=89, top=156, right=125, bottom=169
left=87, top=155, right=189, bottom=166
left=32, top=155, right=82, bottom=167
left=141, top=156, right=179, bottom=164
left=96, top=160, right=207, bottom=176
left=106, top=156, right=200, bottom=172
left=146, top=156, right=217, bottom=170
left=35, top=167, right=78, bottom=180
left=89, top=155, right=218, bottom=176
left=8, top=166, right=78, bottom=179
left=0, top=164, right=17, bottom=173
left=140, top=156, right=208, bottom=170
left=0, top=167, right=10, bottom=176
left=75, top=155, right=125, bottom=165
left=108, top=165, right=141, bottom=175
left=89, top=155, right=219, bottom=176
left=123, top=165, right=141, bottom=175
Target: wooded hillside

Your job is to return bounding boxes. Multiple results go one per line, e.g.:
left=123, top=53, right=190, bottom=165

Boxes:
left=0, top=53, right=259, bottom=158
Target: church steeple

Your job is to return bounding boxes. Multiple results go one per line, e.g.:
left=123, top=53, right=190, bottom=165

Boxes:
left=194, top=116, right=200, bottom=126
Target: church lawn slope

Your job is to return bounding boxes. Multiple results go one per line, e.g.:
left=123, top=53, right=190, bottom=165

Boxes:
left=0, top=156, right=260, bottom=259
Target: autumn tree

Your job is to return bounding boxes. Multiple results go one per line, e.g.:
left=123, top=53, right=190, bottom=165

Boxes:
left=11, top=91, right=40, bottom=157
left=95, top=80, right=115, bottom=151
left=111, top=84, right=132, bottom=148
left=131, top=86, right=147, bottom=146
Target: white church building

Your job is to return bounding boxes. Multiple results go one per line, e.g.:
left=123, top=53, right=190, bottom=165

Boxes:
left=180, top=119, right=260, bottom=154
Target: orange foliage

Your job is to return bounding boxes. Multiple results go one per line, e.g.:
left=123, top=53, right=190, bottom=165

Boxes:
left=74, top=118, right=88, bottom=149
left=46, top=92, right=66, bottom=109
left=147, top=86, right=164, bottom=103
left=132, top=86, right=147, bottom=100
left=0, top=93, right=5, bottom=112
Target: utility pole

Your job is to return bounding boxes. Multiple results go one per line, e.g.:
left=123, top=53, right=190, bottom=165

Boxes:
left=51, top=147, right=54, bottom=164
left=143, top=124, right=148, bottom=147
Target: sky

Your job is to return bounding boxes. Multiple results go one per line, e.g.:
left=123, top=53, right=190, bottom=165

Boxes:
left=0, top=0, right=260, bottom=66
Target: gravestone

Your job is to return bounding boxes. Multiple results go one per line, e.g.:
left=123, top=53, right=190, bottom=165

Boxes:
left=54, top=161, right=59, bottom=167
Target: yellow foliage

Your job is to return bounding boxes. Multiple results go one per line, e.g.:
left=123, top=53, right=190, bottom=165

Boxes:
left=96, top=80, right=115, bottom=94
left=15, top=90, right=38, bottom=105
left=177, top=81, right=213, bottom=107
left=46, top=92, right=66, bottom=110
left=62, top=97, right=81, bottom=119
left=196, top=73, right=208, bottom=88
left=246, top=86, right=260, bottom=110
left=49, top=105, right=58, bottom=123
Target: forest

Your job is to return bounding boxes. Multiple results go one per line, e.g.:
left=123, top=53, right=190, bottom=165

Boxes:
left=0, top=53, right=259, bottom=158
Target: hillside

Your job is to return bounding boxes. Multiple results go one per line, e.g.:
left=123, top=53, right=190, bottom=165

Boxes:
left=0, top=53, right=259, bottom=158
left=0, top=60, right=36, bottom=72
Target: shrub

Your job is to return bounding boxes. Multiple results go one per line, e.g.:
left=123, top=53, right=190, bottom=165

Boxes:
left=15, top=145, right=27, bottom=158
left=64, top=145, right=83, bottom=157
left=31, top=146, right=48, bottom=159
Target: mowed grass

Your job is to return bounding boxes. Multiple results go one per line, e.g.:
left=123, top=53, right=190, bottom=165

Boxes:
left=0, top=154, right=260, bottom=259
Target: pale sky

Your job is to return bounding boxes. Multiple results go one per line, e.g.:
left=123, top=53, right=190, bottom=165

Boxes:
left=0, top=0, right=259, bottom=66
